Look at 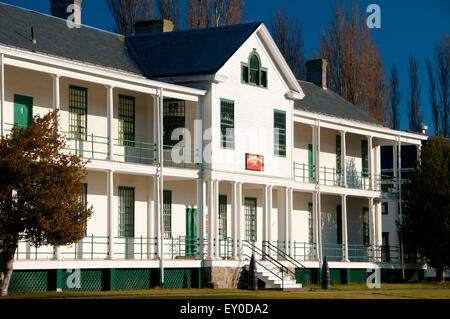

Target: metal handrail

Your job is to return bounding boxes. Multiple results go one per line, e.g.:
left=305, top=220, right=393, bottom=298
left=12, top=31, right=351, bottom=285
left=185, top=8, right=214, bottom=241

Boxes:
left=241, top=253, right=285, bottom=288
left=262, top=241, right=306, bottom=270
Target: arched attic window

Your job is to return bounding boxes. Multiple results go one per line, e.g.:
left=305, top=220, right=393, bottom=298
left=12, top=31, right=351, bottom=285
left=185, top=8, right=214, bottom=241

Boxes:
left=241, top=50, right=268, bottom=88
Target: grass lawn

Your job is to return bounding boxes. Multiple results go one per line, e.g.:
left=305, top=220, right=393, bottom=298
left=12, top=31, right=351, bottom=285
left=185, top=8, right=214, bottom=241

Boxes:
left=1, top=282, right=449, bottom=299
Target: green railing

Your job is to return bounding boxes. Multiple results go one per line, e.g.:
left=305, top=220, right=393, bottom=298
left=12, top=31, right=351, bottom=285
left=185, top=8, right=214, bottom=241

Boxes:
left=293, top=161, right=398, bottom=193
left=113, top=138, right=156, bottom=164
left=292, top=241, right=317, bottom=260
left=293, top=162, right=315, bottom=183
left=113, top=236, right=157, bottom=260
left=322, top=242, right=345, bottom=261
left=319, top=166, right=344, bottom=186
left=162, top=144, right=200, bottom=169
left=218, top=237, right=234, bottom=258
left=163, top=236, right=207, bottom=259
left=61, top=131, right=110, bottom=160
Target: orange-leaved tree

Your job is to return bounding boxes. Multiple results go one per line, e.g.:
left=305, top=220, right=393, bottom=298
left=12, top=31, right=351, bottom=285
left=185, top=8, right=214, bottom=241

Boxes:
left=0, top=111, right=93, bottom=296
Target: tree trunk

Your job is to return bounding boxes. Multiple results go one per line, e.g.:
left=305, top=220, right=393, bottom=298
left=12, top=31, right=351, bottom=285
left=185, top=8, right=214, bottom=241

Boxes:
left=0, top=247, right=16, bottom=297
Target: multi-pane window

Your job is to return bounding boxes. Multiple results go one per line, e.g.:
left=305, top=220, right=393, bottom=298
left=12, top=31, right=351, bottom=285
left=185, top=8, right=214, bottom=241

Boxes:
left=163, top=99, right=185, bottom=147
left=163, top=190, right=172, bottom=238
left=274, top=110, right=286, bottom=157
left=220, top=99, right=234, bottom=149
left=336, top=135, right=342, bottom=171
left=382, top=202, right=389, bottom=215
left=69, top=86, right=87, bottom=140
left=244, top=197, right=257, bottom=242
left=362, top=140, right=368, bottom=177
left=241, top=51, right=268, bottom=88
left=118, top=95, right=135, bottom=146
left=308, top=202, right=313, bottom=243
left=118, top=187, right=135, bottom=237
left=308, top=144, right=314, bottom=182
left=218, top=195, right=227, bottom=239
left=79, top=183, right=88, bottom=235
left=363, top=207, right=369, bottom=245
left=336, top=205, right=342, bottom=244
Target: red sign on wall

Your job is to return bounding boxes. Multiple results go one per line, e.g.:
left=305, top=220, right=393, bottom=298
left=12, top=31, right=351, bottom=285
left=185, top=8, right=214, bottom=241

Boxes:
left=245, top=153, right=264, bottom=171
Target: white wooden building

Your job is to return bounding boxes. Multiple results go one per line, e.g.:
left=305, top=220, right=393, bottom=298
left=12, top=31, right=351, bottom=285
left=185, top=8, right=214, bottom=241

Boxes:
left=0, top=1, right=428, bottom=291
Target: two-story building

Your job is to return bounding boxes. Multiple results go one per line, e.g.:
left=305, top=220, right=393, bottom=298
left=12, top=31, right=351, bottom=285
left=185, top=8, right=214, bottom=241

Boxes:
left=0, top=1, right=428, bottom=291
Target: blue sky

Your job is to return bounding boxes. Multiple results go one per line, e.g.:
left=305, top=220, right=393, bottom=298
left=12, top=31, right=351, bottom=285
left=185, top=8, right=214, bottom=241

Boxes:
left=2, top=0, right=449, bottom=133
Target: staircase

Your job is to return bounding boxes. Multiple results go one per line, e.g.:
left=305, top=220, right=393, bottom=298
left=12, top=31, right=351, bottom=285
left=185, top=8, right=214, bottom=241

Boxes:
left=244, top=261, right=302, bottom=289
left=241, top=241, right=305, bottom=290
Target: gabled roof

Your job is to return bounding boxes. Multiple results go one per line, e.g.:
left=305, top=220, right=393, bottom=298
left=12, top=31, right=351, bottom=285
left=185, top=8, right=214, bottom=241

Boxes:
left=295, top=80, right=382, bottom=126
left=0, top=2, right=143, bottom=75
left=126, top=22, right=262, bottom=79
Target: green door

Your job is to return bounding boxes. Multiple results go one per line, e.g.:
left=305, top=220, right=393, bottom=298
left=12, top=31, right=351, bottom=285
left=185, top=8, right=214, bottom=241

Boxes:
left=186, top=208, right=197, bottom=256
left=14, top=95, right=33, bottom=128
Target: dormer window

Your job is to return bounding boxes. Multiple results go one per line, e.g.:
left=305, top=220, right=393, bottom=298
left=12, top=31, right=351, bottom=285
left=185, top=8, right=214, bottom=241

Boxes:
left=241, top=50, right=268, bottom=88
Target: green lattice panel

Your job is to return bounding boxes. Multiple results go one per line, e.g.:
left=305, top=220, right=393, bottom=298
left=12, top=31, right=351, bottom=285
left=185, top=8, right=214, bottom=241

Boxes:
left=164, top=269, right=193, bottom=289
left=9, top=270, right=48, bottom=292
left=115, top=269, right=151, bottom=290
left=62, top=269, right=102, bottom=291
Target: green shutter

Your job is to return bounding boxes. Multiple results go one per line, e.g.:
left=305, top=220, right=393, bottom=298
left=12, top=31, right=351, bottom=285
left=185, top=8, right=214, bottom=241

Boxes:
left=163, top=99, right=185, bottom=147
left=241, top=63, right=249, bottom=84
left=382, top=202, right=388, bottom=215
left=362, top=140, right=368, bottom=177
left=308, top=144, right=313, bottom=182
left=218, top=195, right=227, bottom=239
left=69, top=85, right=88, bottom=140
left=118, top=95, right=135, bottom=146
left=363, top=207, right=369, bottom=245
left=220, top=99, right=234, bottom=149
left=118, top=187, right=135, bottom=237
left=80, top=183, right=88, bottom=235
left=274, top=110, right=286, bottom=157
left=336, top=205, right=342, bottom=244
left=244, top=197, right=257, bottom=242
left=163, top=190, right=172, bottom=238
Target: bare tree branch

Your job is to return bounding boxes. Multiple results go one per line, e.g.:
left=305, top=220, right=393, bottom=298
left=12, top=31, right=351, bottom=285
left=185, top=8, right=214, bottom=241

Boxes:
left=388, top=64, right=401, bottom=130
left=185, top=0, right=245, bottom=29
left=407, top=55, right=424, bottom=130
left=106, top=0, right=155, bottom=35
left=269, top=8, right=306, bottom=80
left=157, top=0, right=180, bottom=30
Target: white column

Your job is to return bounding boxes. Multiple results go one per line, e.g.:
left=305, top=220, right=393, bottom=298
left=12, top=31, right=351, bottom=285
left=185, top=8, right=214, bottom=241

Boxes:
left=341, top=194, right=349, bottom=261
left=283, top=187, right=289, bottom=254
left=194, top=98, right=203, bottom=165
left=0, top=53, right=4, bottom=137
left=368, top=136, right=374, bottom=189
left=154, top=174, right=161, bottom=259
left=267, top=186, right=273, bottom=247
left=107, top=169, right=115, bottom=259
left=106, top=85, right=114, bottom=161
left=288, top=187, right=293, bottom=257
left=214, top=179, right=220, bottom=258
left=262, top=184, right=268, bottom=255
left=393, top=140, right=398, bottom=192
left=341, top=131, right=347, bottom=187
left=197, top=179, right=206, bottom=259
left=236, top=182, right=243, bottom=258
left=207, top=179, right=214, bottom=259
left=147, top=176, right=154, bottom=259
left=52, top=74, right=60, bottom=111
left=369, top=197, right=376, bottom=261
left=231, top=181, right=237, bottom=259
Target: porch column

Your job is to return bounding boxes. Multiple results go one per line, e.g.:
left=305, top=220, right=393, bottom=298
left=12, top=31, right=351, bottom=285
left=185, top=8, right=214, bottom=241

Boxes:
left=154, top=174, right=161, bottom=259
left=0, top=53, right=4, bottom=136
left=341, top=131, right=347, bottom=187
left=207, top=179, right=214, bottom=259
left=51, top=74, right=61, bottom=260
left=231, top=181, right=237, bottom=259
left=236, top=182, right=243, bottom=259
left=288, top=187, right=294, bottom=257
left=213, top=179, right=220, bottom=258
left=197, top=178, right=206, bottom=259
left=107, top=169, right=115, bottom=259
left=369, top=197, right=376, bottom=261
left=262, top=184, right=269, bottom=255
left=267, top=186, right=273, bottom=250
left=393, top=140, right=398, bottom=192
left=106, top=85, right=114, bottom=161
left=147, top=176, right=154, bottom=259
left=341, top=194, right=349, bottom=261
left=368, top=136, right=374, bottom=190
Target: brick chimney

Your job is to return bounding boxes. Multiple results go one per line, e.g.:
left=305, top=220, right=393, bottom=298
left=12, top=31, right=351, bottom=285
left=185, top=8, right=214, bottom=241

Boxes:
left=134, top=19, right=174, bottom=35
left=306, top=59, right=328, bottom=89
left=50, top=0, right=82, bottom=25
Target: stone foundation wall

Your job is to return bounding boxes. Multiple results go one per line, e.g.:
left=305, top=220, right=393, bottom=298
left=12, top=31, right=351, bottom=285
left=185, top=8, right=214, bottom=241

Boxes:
left=203, top=267, right=247, bottom=289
